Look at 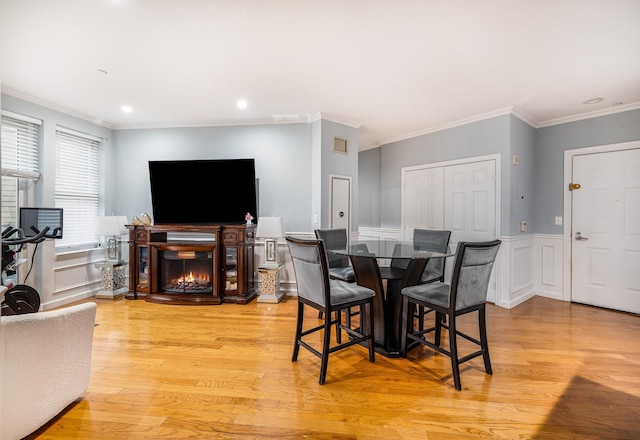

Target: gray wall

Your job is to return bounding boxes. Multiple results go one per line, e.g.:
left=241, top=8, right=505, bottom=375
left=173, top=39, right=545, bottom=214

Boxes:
left=534, top=109, right=640, bottom=234
left=375, top=115, right=511, bottom=233
left=509, top=116, right=536, bottom=235
left=319, top=119, right=360, bottom=230
left=358, top=109, right=640, bottom=236
left=358, top=148, right=381, bottom=228
left=112, top=124, right=313, bottom=233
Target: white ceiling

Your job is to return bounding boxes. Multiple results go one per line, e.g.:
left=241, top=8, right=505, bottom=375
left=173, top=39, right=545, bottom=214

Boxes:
left=1, top=0, right=639, bottom=150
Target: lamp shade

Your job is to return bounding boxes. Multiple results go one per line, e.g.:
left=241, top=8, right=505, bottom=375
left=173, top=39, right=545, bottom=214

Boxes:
left=256, top=217, right=284, bottom=238
left=96, top=216, right=123, bottom=236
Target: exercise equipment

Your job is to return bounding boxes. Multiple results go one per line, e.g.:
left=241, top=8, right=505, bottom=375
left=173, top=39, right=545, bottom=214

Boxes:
left=1, top=225, right=50, bottom=315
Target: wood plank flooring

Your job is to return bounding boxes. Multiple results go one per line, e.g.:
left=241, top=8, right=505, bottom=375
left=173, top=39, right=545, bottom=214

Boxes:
left=26, top=295, right=640, bottom=439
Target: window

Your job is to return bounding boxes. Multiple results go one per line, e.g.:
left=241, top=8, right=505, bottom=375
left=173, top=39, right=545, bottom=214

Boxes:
left=1, top=111, right=41, bottom=231
left=55, top=127, right=103, bottom=248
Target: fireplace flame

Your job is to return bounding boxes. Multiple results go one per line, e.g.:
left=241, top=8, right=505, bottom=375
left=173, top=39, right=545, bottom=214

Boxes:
left=172, top=271, right=210, bottom=288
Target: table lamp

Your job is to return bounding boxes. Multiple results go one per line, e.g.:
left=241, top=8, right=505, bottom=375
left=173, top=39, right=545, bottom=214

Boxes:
left=256, top=217, right=284, bottom=268
left=96, top=216, right=127, bottom=262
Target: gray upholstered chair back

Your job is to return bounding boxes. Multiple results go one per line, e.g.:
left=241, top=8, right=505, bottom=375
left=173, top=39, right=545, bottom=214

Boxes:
left=286, top=236, right=330, bottom=307
left=413, top=229, right=451, bottom=282
left=314, top=228, right=350, bottom=268
left=449, top=240, right=501, bottom=310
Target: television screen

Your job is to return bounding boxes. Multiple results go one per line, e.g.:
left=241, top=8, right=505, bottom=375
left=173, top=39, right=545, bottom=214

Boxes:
left=19, top=207, right=64, bottom=239
left=149, top=159, right=258, bottom=225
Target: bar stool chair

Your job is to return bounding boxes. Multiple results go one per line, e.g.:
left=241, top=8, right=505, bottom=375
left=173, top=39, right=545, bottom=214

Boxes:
left=400, top=240, right=501, bottom=390
left=412, top=229, right=451, bottom=330
left=286, top=236, right=376, bottom=385
left=314, top=228, right=359, bottom=334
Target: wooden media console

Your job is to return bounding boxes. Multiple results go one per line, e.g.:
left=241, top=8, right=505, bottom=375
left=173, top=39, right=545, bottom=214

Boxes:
left=126, top=224, right=257, bottom=305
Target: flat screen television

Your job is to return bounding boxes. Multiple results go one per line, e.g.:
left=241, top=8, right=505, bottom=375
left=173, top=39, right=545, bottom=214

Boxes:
left=19, top=207, right=64, bottom=239
left=148, top=159, right=258, bottom=225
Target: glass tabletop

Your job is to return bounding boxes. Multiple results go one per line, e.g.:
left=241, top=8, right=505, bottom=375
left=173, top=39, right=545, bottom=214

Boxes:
left=330, top=240, right=452, bottom=259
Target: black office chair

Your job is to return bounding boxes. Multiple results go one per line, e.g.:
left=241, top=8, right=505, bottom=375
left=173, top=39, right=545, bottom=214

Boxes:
left=286, top=236, right=376, bottom=384
left=400, top=240, right=501, bottom=390
left=314, top=228, right=358, bottom=327
left=412, top=229, right=451, bottom=330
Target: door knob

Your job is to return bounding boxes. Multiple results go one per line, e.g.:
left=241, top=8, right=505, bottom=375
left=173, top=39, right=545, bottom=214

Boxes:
left=575, top=232, right=589, bottom=241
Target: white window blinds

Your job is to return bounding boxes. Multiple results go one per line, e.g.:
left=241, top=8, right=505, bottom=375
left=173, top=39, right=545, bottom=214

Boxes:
left=1, top=111, right=41, bottom=229
left=55, top=127, right=103, bottom=247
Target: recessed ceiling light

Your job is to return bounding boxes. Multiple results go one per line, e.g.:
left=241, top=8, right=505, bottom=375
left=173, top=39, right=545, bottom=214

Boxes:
left=612, top=102, right=624, bottom=106
left=121, top=105, right=133, bottom=113
left=583, top=97, right=603, bottom=105
left=97, top=69, right=108, bottom=75
left=236, top=99, right=248, bottom=110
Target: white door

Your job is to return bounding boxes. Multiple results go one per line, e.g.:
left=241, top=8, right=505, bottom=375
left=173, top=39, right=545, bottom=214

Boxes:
left=444, top=159, right=497, bottom=301
left=330, top=175, right=351, bottom=235
left=571, top=148, right=640, bottom=314
left=400, top=157, right=498, bottom=300
left=401, top=167, right=444, bottom=240
left=444, top=160, right=496, bottom=244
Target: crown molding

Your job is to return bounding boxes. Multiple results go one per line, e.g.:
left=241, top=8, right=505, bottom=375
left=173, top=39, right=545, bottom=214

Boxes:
left=1, top=86, right=114, bottom=129
left=312, top=112, right=362, bottom=129
left=380, top=107, right=517, bottom=146
left=535, top=102, right=640, bottom=128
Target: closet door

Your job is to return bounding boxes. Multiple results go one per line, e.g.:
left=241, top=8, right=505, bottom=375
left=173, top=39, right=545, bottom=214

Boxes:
left=444, top=159, right=496, bottom=243
left=444, top=159, right=497, bottom=299
left=401, top=157, right=498, bottom=299
left=401, top=166, right=444, bottom=240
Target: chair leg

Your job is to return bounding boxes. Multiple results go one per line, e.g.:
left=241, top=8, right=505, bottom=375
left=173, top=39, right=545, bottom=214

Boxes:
left=448, top=314, right=462, bottom=391
left=319, top=308, right=333, bottom=385
left=479, top=307, right=492, bottom=375
left=336, top=310, right=342, bottom=343
left=417, top=305, right=425, bottom=331
left=367, top=301, right=376, bottom=362
left=434, top=311, right=444, bottom=347
left=292, top=302, right=304, bottom=362
left=400, top=296, right=410, bottom=357
left=318, top=311, right=323, bottom=319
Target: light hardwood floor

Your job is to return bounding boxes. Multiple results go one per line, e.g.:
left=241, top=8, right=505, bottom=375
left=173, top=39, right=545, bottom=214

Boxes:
left=26, top=295, right=640, bottom=439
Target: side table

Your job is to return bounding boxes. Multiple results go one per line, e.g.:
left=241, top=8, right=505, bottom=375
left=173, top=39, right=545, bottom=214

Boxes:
left=257, top=264, right=285, bottom=303
left=95, top=260, right=128, bottom=299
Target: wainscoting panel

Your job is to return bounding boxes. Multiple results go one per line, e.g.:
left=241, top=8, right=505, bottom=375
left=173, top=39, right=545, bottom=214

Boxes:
left=534, top=234, right=564, bottom=301
left=43, top=247, right=105, bottom=310
left=257, top=229, right=567, bottom=310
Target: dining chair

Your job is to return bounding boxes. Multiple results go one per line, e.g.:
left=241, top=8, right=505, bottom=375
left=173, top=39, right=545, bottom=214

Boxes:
left=314, top=228, right=355, bottom=283
left=314, top=228, right=358, bottom=328
left=412, top=229, right=452, bottom=330
left=412, top=229, right=451, bottom=283
left=286, top=236, right=376, bottom=384
left=400, top=240, right=501, bottom=390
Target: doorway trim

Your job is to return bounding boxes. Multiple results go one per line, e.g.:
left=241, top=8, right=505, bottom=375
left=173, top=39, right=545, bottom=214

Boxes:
left=329, top=174, right=352, bottom=237
left=562, top=140, right=640, bottom=302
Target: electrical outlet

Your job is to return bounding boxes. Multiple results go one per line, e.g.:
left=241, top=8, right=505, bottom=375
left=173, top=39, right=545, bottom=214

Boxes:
left=520, top=220, right=527, bottom=232
left=512, top=154, right=518, bottom=165
left=555, top=216, right=562, bottom=226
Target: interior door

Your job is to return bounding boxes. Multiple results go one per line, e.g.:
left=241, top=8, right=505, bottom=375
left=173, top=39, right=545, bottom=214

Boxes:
left=401, top=167, right=444, bottom=240
left=444, top=160, right=496, bottom=244
left=444, top=159, right=497, bottom=300
left=571, top=148, right=640, bottom=314
left=330, top=175, right=351, bottom=235
left=400, top=157, right=497, bottom=299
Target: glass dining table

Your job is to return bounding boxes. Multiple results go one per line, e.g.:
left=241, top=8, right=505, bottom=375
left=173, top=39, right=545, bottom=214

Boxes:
left=330, top=239, right=452, bottom=358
